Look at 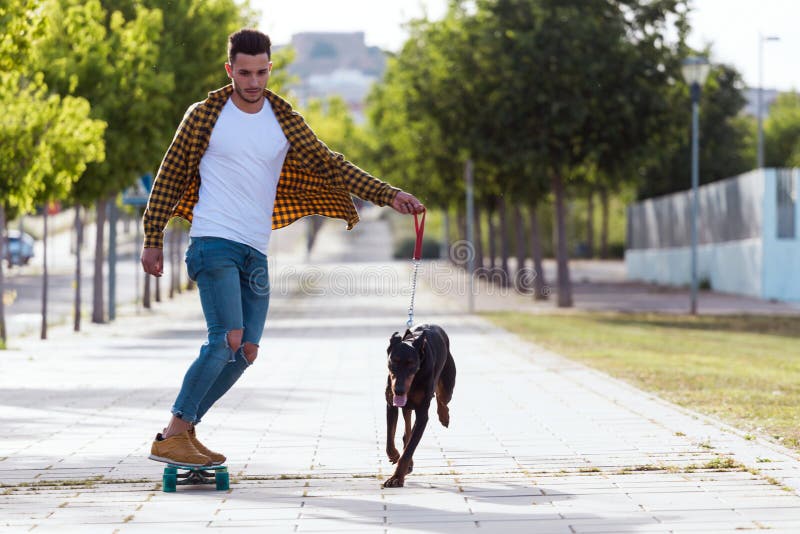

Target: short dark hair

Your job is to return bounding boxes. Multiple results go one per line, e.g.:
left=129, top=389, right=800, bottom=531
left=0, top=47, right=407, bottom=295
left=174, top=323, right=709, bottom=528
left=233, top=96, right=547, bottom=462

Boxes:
left=228, top=28, right=271, bottom=64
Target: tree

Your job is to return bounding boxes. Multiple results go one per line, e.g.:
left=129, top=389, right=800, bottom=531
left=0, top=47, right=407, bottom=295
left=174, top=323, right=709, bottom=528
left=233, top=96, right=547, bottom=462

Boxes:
left=469, top=0, right=690, bottom=306
left=36, top=0, right=173, bottom=323
left=764, top=92, right=800, bottom=168
left=365, top=8, right=497, bottom=277
left=28, top=93, right=106, bottom=339
left=0, top=1, right=105, bottom=345
left=117, top=0, right=261, bottom=133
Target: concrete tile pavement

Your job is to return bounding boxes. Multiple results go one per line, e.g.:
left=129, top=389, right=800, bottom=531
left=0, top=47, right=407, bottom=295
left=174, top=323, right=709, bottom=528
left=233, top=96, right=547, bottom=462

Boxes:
left=2, top=215, right=800, bottom=533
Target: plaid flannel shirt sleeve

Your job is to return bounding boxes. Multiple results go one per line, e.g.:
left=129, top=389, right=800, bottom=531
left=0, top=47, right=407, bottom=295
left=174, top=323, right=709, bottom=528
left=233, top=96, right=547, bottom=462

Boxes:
left=142, top=105, right=196, bottom=249
left=330, top=149, right=400, bottom=207
left=291, top=109, right=399, bottom=206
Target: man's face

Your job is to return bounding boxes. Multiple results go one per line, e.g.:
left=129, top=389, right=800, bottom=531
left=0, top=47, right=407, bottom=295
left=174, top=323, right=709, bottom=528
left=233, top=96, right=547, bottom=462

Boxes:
left=225, top=52, right=272, bottom=104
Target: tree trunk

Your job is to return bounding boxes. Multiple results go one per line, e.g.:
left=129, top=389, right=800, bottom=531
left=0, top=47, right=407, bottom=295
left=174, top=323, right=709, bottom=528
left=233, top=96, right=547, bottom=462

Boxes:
left=143, top=273, right=151, bottom=309
left=497, top=195, right=510, bottom=287
left=41, top=207, right=49, bottom=340
left=0, top=205, right=7, bottom=346
left=513, top=203, right=528, bottom=292
left=440, top=207, right=451, bottom=261
left=454, top=205, right=465, bottom=265
left=107, top=196, right=117, bottom=321
left=472, top=200, right=484, bottom=273
left=551, top=172, right=573, bottom=307
left=155, top=268, right=161, bottom=303
left=600, top=188, right=610, bottom=259
left=169, top=225, right=176, bottom=299
left=528, top=202, right=549, bottom=300
left=175, top=227, right=183, bottom=294
left=586, top=190, right=595, bottom=259
left=92, top=199, right=106, bottom=323
left=486, top=200, right=496, bottom=273
left=74, top=206, right=83, bottom=332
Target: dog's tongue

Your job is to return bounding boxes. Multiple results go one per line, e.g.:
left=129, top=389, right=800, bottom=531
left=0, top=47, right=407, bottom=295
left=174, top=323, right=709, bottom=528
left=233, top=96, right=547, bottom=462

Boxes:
left=393, top=394, right=407, bottom=407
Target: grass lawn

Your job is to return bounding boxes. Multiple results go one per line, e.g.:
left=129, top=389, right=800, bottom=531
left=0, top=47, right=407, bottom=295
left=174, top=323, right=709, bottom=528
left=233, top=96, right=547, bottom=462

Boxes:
left=484, top=312, right=800, bottom=449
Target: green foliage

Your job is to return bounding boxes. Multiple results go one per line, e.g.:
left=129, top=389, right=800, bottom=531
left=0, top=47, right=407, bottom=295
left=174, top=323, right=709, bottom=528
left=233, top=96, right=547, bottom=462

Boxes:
left=364, top=9, right=475, bottom=209
left=136, top=0, right=259, bottom=129
left=764, top=92, right=800, bottom=168
left=637, top=63, right=754, bottom=199
left=0, top=0, right=42, bottom=71
left=35, top=0, right=174, bottom=203
left=368, top=0, right=693, bottom=207
left=474, top=0, right=690, bottom=187
left=268, top=47, right=296, bottom=97
left=0, top=2, right=105, bottom=215
left=301, top=96, right=370, bottom=162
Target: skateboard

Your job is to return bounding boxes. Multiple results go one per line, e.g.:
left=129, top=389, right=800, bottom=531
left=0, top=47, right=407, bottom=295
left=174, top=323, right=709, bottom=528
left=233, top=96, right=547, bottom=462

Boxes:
left=161, top=464, right=230, bottom=492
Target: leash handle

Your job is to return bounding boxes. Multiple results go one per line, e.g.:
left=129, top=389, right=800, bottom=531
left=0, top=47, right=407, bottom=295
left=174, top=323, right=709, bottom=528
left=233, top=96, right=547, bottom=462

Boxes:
left=412, top=209, right=426, bottom=261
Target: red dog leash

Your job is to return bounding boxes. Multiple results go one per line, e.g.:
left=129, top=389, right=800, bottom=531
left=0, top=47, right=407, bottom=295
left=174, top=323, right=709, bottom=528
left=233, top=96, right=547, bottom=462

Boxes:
left=413, top=209, right=426, bottom=260
left=407, top=210, right=426, bottom=328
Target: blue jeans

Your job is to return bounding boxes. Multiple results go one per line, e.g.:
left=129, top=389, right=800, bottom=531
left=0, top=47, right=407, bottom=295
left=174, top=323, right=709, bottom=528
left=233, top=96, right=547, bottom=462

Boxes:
left=171, top=237, right=270, bottom=424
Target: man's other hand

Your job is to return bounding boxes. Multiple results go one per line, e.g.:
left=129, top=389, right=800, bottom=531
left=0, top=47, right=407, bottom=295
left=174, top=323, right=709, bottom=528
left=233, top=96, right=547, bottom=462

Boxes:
left=141, top=247, right=164, bottom=277
left=391, top=191, right=425, bottom=215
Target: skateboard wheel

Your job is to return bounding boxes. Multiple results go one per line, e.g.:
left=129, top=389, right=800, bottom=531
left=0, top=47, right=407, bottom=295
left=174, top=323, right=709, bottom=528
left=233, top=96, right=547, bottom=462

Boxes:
left=163, top=473, right=177, bottom=492
left=215, top=469, right=229, bottom=491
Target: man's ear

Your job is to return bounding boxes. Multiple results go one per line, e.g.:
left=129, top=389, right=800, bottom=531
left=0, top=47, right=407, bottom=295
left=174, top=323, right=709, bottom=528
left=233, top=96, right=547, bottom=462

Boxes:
left=387, top=331, right=403, bottom=354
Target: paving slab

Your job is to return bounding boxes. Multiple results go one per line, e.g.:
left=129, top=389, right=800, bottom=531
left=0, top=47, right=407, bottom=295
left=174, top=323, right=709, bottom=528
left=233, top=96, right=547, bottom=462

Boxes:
left=2, top=215, right=800, bottom=533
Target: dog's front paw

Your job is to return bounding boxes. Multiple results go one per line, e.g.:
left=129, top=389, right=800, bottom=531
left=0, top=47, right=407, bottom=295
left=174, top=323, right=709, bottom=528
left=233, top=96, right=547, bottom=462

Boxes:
left=386, top=448, right=400, bottom=464
left=382, top=475, right=405, bottom=488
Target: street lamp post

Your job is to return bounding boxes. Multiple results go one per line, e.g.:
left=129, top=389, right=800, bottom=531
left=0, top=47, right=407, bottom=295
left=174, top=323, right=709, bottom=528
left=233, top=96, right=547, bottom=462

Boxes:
left=681, top=56, right=710, bottom=315
left=757, top=34, right=780, bottom=169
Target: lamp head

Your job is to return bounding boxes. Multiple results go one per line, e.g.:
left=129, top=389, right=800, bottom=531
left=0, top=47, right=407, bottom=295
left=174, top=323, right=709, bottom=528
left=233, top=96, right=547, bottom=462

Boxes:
left=681, top=56, right=711, bottom=87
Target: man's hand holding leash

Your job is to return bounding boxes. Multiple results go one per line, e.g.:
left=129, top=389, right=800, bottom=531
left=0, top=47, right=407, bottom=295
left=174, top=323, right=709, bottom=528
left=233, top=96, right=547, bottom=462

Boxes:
left=392, top=191, right=425, bottom=215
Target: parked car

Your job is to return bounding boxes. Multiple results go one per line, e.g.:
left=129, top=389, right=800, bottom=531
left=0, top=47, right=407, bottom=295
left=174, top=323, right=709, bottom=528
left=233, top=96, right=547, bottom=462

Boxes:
left=3, top=230, right=35, bottom=267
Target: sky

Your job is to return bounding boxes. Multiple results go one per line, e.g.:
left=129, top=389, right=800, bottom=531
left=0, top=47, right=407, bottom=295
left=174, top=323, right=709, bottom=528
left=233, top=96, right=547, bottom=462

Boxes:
left=252, top=0, right=799, bottom=91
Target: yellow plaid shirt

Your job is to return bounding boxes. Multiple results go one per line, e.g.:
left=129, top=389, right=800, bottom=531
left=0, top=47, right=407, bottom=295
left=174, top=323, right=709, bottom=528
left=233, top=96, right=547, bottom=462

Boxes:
left=143, top=85, right=399, bottom=249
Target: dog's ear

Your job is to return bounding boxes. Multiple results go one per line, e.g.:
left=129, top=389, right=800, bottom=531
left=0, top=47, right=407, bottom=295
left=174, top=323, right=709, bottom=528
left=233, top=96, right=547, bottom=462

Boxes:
left=412, top=333, right=427, bottom=354
left=387, top=331, right=403, bottom=354
left=403, top=328, right=413, bottom=340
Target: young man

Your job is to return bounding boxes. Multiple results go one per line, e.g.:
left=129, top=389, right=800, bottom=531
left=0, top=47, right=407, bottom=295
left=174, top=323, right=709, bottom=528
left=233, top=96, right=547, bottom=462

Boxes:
left=142, top=29, right=424, bottom=466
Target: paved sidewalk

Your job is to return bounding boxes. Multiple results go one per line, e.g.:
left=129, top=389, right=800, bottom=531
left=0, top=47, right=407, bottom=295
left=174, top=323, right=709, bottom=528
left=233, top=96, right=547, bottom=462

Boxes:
left=3, top=216, right=800, bottom=533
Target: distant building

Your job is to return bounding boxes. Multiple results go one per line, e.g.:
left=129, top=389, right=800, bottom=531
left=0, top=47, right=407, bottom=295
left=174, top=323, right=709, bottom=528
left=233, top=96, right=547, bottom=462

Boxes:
left=277, top=32, right=387, bottom=123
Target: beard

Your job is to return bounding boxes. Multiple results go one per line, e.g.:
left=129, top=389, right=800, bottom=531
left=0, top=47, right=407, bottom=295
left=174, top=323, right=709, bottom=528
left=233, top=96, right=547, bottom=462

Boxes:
left=235, top=84, right=263, bottom=104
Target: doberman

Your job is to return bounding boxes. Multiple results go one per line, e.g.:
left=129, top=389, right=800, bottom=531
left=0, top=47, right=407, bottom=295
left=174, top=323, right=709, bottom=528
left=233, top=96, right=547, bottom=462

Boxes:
left=384, top=324, right=456, bottom=488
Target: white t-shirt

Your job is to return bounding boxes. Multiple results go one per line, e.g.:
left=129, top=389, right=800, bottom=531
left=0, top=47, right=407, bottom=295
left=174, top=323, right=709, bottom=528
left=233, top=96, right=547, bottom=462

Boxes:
left=190, top=98, right=290, bottom=254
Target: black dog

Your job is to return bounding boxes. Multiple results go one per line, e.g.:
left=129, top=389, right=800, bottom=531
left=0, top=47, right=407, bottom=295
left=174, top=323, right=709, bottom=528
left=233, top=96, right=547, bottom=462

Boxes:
left=383, top=324, right=456, bottom=488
